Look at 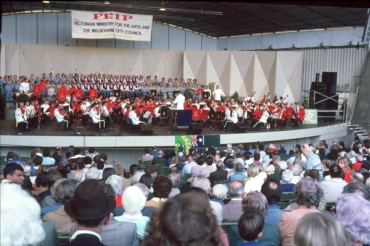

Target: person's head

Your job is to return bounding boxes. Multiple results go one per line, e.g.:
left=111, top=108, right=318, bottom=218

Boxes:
left=71, top=170, right=85, bottom=184
left=247, top=164, right=259, bottom=178
left=282, top=169, right=294, bottom=184
left=168, top=172, right=180, bottom=188
left=132, top=170, right=145, bottom=185
left=122, top=185, right=146, bottom=213
left=265, top=164, right=275, bottom=176
left=261, top=178, right=282, bottom=204
left=211, top=184, right=228, bottom=200
left=129, top=164, right=140, bottom=176
left=140, top=173, right=154, bottom=189
left=47, top=169, right=62, bottom=188
left=105, top=175, right=122, bottom=197
left=215, top=160, right=223, bottom=170
left=52, top=179, right=77, bottom=205
left=3, top=163, right=24, bottom=185
left=242, top=191, right=268, bottom=217
left=134, top=183, right=150, bottom=198
left=228, top=181, right=244, bottom=197
left=254, top=152, right=260, bottom=161
left=335, top=193, right=370, bottom=244
left=304, top=169, right=320, bottom=181
left=337, top=157, right=350, bottom=170
left=191, top=176, right=212, bottom=194
left=329, top=164, right=342, bottom=178
left=102, top=168, right=115, bottom=182
left=64, top=179, right=115, bottom=229
left=42, top=149, right=51, bottom=158
left=293, top=212, right=351, bottom=246
left=342, top=182, right=370, bottom=200
left=234, top=162, right=244, bottom=172
left=294, top=177, right=323, bottom=208
left=33, top=155, right=43, bottom=166
left=206, top=156, right=213, bottom=166
left=86, top=167, right=100, bottom=180
left=238, top=212, right=264, bottom=242
left=301, top=143, right=312, bottom=157
left=153, top=176, right=172, bottom=198
left=1, top=183, right=45, bottom=246
left=144, top=165, right=158, bottom=178
left=142, top=190, right=222, bottom=246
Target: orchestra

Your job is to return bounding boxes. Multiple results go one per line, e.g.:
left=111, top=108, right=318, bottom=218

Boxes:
left=6, top=72, right=307, bottom=133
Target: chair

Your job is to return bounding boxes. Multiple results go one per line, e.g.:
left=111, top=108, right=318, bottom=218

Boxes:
left=74, top=117, right=86, bottom=131
left=158, top=165, right=169, bottom=176
left=279, top=153, right=288, bottom=161
left=325, top=201, right=336, bottom=211
left=55, top=118, right=66, bottom=130
left=180, top=173, right=191, bottom=184
left=58, top=235, right=70, bottom=244
left=221, top=222, right=237, bottom=234
left=213, top=180, right=228, bottom=186
left=277, top=192, right=294, bottom=210
left=142, top=161, right=151, bottom=167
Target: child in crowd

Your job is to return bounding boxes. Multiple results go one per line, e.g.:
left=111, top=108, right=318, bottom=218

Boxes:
left=237, top=212, right=265, bottom=246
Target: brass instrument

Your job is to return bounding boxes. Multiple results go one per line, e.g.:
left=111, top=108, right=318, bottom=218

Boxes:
left=23, top=106, right=28, bottom=121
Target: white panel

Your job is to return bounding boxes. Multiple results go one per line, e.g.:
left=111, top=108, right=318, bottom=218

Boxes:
left=152, top=23, right=169, bottom=50
left=1, top=43, right=5, bottom=76
left=116, top=40, right=134, bottom=48
left=57, top=13, right=77, bottom=46
left=201, top=36, right=217, bottom=50
left=2, top=15, right=17, bottom=44
left=77, top=39, right=96, bottom=47
left=5, top=44, right=20, bottom=76
left=134, top=41, right=151, bottom=49
left=97, top=39, right=115, bottom=47
left=169, top=27, right=185, bottom=50
left=164, top=50, right=183, bottom=80
left=38, top=13, right=58, bottom=45
left=16, top=14, right=37, bottom=44
left=185, top=31, right=201, bottom=50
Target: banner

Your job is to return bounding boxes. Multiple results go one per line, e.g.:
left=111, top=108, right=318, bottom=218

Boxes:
left=71, top=11, right=153, bottom=41
left=175, top=135, right=204, bottom=154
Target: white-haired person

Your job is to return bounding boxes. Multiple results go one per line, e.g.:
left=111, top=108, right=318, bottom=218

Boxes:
left=281, top=169, right=295, bottom=192
left=290, top=164, right=303, bottom=184
left=244, top=164, right=264, bottom=193
left=114, top=185, right=150, bottom=239
left=86, top=167, right=100, bottom=180
left=168, top=172, right=181, bottom=198
left=210, top=184, right=229, bottom=206
left=293, top=212, right=350, bottom=246
left=335, top=193, right=370, bottom=246
left=105, top=175, right=123, bottom=214
left=43, top=179, right=77, bottom=235
left=132, top=170, right=145, bottom=185
left=1, top=183, right=46, bottom=246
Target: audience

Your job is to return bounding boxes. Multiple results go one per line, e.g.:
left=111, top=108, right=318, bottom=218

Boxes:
left=261, top=178, right=285, bottom=226
left=237, top=212, right=265, bottom=246
left=145, top=176, right=172, bottom=208
left=222, top=181, right=244, bottom=222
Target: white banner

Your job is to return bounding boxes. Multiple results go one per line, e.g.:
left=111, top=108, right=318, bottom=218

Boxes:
left=71, top=11, right=153, bottom=41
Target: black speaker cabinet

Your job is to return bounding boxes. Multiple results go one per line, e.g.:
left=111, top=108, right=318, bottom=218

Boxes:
left=233, top=123, right=248, bottom=133
left=322, top=72, right=337, bottom=84
left=140, top=124, right=153, bottom=135
left=187, top=123, right=202, bottom=134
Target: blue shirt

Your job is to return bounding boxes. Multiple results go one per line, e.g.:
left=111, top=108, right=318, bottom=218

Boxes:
left=227, top=172, right=247, bottom=183
left=305, top=152, right=324, bottom=180
left=238, top=242, right=264, bottom=246
left=265, top=204, right=284, bottom=226
left=181, top=162, right=197, bottom=177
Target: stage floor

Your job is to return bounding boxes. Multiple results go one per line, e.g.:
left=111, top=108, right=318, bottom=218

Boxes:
left=0, top=119, right=344, bottom=137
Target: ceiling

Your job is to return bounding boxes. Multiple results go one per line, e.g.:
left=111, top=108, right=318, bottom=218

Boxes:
left=1, top=1, right=369, bottom=38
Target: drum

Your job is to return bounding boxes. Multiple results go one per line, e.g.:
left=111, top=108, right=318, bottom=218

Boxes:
left=184, top=89, right=195, bottom=100
left=201, top=109, right=209, bottom=122
left=192, top=108, right=201, bottom=121
left=15, top=93, right=20, bottom=100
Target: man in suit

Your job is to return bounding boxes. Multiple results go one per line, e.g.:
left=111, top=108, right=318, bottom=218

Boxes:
left=64, top=179, right=116, bottom=246
left=222, top=181, right=244, bottom=222
left=209, top=160, right=228, bottom=186
left=151, top=150, right=167, bottom=165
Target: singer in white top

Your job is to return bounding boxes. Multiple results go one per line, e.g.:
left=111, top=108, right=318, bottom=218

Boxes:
left=212, top=85, right=225, bottom=101
left=89, top=103, right=105, bottom=131
left=222, top=105, right=238, bottom=131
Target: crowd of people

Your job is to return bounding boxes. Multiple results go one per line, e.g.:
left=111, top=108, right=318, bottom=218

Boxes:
left=2, top=136, right=370, bottom=246
left=2, top=73, right=305, bottom=133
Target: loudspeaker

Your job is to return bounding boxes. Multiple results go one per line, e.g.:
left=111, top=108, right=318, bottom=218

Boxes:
left=322, top=72, right=337, bottom=84
left=187, top=123, right=202, bottom=134
left=140, top=124, right=153, bottom=135
left=326, top=83, right=337, bottom=95
left=233, top=123, right=248, bottom=133
left=327, top=94, right=339, bottom=109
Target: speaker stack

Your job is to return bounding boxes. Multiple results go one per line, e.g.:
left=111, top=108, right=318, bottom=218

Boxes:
left=140, top=124, right=154, bottom=135
left=322, top=72, right=338, bottom=122
left=233, top=123, right=248, bottom=133
left=187, top=123, right=202, bottom=134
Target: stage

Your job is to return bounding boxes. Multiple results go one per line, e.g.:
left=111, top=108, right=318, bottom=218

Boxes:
left=0, top=119, right=354, bottom=149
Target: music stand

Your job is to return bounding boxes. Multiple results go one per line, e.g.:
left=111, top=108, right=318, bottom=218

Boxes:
left=113, top=90, right=121, bottom=98
left=202, top=91, right=210, bottom=100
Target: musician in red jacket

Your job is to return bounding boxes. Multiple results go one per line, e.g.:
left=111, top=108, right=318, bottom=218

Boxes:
left=292, top=104, right=305, bottom=127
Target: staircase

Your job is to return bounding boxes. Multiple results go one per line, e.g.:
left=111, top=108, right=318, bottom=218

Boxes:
left=348, top=124, right=369, bottom=140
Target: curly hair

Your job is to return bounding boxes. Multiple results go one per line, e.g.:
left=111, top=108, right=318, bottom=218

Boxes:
left=294, top=177, right=323, bottom=208
left=335, top=193, right=370, bottom=244
left=241, top=191, right=268, bottom=217
left=141, top=191, right=223, bottom=246
left=153, top=176, right=172, bottom=198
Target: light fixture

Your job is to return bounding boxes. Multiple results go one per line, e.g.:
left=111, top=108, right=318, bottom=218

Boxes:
left=159, top=8, right=166, bottom=11
left=104, top=1, right=110, bottom=4
left=43, top=1, right=50, bottom=3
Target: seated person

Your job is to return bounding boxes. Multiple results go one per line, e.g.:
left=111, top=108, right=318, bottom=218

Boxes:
left=129, top=106, right=145, bottom=125
left=237, top=212, right=265, bottom=246
left=15, top=102, right=29, bottom=131
left=89, top=103, right=105, bottom=131
left=54, top=104, right=71, bottom=131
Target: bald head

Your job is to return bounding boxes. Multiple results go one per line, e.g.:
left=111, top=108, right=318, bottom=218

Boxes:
left=229, top=181, right=244, bottom=197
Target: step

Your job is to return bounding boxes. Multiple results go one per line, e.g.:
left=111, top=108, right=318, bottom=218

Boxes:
left=348, top=124, right=359, bottom=127
left=354, top=130, right=367, bottom=133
